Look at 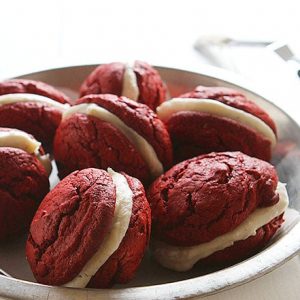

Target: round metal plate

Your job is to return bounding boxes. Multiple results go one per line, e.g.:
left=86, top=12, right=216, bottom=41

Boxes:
left=0, top=65, right=300, bottom=300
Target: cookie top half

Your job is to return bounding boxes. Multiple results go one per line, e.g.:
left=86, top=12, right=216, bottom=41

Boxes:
left=148, top=151, right=279, bottom=246
left=79, top=61, right=167, bottom=110
left=0, top=79, right=71, bottom=104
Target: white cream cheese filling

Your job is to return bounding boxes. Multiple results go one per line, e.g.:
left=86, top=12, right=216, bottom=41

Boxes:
left=0, top=130, right=52, bottom=175
left=63, top=168, right=133, bottom=288
left=153, top=182, right=288, bottom=272
left=157, top=98, right=276, bottom=148
left=0, top=93, right=70, bottom=111
left=121, top=63, right=139, bottom=101
left=63, top=103, right=164, bottom=178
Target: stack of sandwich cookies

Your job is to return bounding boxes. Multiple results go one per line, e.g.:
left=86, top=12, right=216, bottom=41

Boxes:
left=0, top=128, right=50, bottom=240
left=26, top=168, right=151, bottom=288
left=54, top=94, right=173, bottom=183
left=0, top=68, right=286, bottom=287
left=147, top=152, right=288, bottom=271
left=157, top=86, right=277, bottom=162
left=0, top=79, right=71, bottom=104
left=80, top=61, right=167, bottom=110
left=0, top=93, right=70, bottom=149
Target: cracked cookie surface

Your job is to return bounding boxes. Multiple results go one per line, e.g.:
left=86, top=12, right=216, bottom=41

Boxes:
left=88, top=172, right=151, bottom=288
left=80, top=61, right=167, bottom=110
left=76, top=94, right=172, bottom=168
left=26, top=168, right=116, bottom=285
left=0, top=147, right=49, bottom=240
left=0, top=79, right=71, bottom=104
left=55, top=94, right=172, bottom=183
left=168, top=111, right=272, bottom=162
left=147, top=152, right=279, bottom=246
left=80, top=63, right=125, bottom=97
left=164, top=86, right=276, bottom=162
left=133, top=60, right=167, bottom=110
left=54, top=113, right=149, bottom=180
left=0, top=101, right=63, bottom=149
left=179, top=85, right=276, bottom=133
left=26, top=168, right=151, bottom=288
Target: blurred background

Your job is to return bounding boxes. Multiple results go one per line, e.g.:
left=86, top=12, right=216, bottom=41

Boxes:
left=1, top=0, right=300, bottom=121
left=1, top=0, right=299, bottom=72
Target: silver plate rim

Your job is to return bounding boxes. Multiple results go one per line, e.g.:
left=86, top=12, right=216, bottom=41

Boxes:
left=0, top=64, right=299, bottom=300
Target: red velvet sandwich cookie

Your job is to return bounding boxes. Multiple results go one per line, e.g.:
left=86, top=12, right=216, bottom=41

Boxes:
left=0, top=128, right=50, bottom=240
left=147, top=152, right=288, bottom=271
left=0, top=79, right=71, bottom=104
left=0, top=93, right=70, bottom=149
left=54, top=94, right=173, bottom=183
left=26, top=168, right=151, bottom=288
left=80, top=61, right=167, bottom=110
left=157, top=86, right=277, bottom=162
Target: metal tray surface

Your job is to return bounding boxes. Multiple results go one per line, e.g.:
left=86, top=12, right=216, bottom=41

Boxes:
left=0, top=65, right=299, bottom=300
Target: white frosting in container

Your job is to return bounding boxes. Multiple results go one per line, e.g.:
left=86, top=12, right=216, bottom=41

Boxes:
left=0, top=93, right=69, bottom=110
left=121, top=63, right=139, bottom=101
left=157, top=98, right=276, bottom=147
left=64, top=168, right=133, bottom=288
left=0, top=130, right=52, bottom=175
left=153, top=182, right=288, bottom=272
left=63, top=103, right=164, bottom=178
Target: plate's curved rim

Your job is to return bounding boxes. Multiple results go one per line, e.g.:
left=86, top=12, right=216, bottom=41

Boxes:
left=14, top=63, right=300, bottom=132
left=0, top=64, right=300, bottom=299
left=1, top=222, right=299, bottom=300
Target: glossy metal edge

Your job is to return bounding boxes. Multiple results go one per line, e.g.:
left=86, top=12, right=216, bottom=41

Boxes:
left=0, top=64, right=299, bottom=299
left=0, top=222, right=299, bottom=300
left=14, top=63, right=300, bottom=127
